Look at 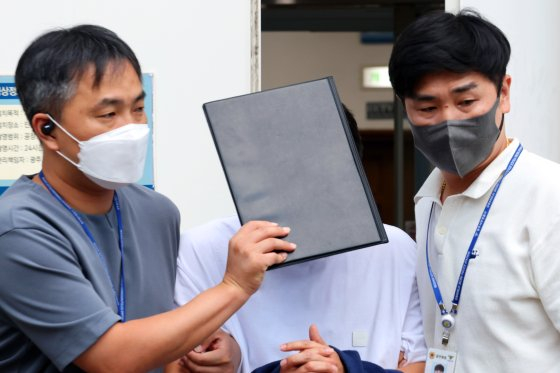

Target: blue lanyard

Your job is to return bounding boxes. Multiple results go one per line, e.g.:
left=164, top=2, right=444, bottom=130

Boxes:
left=426, top=144, right=523, bottom=319
left=39, top=171, right=127, bottom=321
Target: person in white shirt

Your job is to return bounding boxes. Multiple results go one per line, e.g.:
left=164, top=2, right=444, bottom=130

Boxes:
left=174, top=107, right=426, bottom=373
left=388, top=9, right=560, bottom=372
left=175, top=217, right=426, bottom=373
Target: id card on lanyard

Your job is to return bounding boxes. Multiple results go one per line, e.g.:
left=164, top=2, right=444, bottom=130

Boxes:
left=424, top=144, right=523, bottom=373
left=425, top=348, right=457, bottom=373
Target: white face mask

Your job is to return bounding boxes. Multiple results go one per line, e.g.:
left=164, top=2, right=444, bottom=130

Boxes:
left=47, top=114, right=150, bottom=190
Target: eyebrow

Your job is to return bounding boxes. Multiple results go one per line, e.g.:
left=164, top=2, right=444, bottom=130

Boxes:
left=411, top=82, right=479, bottom=102
left=411, top=94, right=436, bottom=102
left=93, top=90, right=146, bottom=109
left=451, top=81, right=478, bottom=94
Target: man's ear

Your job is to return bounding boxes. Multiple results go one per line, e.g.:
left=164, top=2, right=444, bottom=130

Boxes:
left=31, top=113, right=60, bottom=151
left=499, top=74, right=512, bottom=114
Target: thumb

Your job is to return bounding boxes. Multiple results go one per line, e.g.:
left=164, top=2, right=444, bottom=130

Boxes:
left=195, top=330, right=221, bottom=352
left=195, top=339, right=215, bottom=353
left=309, top=324, right=327, bottom=345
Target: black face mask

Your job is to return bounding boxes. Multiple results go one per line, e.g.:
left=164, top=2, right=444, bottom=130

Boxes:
left=409, top=98, right=503, bottom=178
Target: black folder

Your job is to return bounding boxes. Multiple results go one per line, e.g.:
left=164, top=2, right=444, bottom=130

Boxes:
left=203, top=77, right=387, bottom=268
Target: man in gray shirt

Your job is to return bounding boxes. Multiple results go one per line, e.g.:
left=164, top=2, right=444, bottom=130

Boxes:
left=0, top=25, right=295, bottom=372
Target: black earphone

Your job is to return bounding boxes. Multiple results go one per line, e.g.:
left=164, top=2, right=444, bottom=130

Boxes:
left=41, top=120, right=54, bottom=135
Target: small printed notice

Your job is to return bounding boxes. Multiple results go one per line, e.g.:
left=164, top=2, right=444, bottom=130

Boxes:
left=0, top=100, right=42, bottom=180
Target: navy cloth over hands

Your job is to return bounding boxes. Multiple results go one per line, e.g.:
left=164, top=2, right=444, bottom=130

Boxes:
left=251, top=347, right=401, bottom=373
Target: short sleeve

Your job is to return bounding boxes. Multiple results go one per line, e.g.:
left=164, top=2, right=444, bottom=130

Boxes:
left=0, top=228, right=120, bottom=370
left=174, top=223, right=241, bottom=336
left=174, top=218, right=237, bottom=307
left=531, top=214, right=560, bottom=333
left=400, top=278, right=427, bottom=364
left=175, top=232, right=220, bottom=306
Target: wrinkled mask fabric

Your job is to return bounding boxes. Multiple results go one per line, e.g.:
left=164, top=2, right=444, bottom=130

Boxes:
left=408, top=98, right=502, bottom=178
left=47, top=114, right=150, bottom=189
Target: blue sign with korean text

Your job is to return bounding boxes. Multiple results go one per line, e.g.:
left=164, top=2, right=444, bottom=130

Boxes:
left=0, top=83, right=18, bottom=99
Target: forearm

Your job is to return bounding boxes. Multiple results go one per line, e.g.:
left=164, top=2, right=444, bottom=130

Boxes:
left=75, top=281, right=248, bottom=372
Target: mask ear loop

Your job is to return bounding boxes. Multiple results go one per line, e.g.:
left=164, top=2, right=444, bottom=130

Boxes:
left=498, top=113, right=505, bottom=133
left=46, top=114, right=81, bottom=144
left=55, top=149, right=82, bottom=169
left=46, top=114, right=83, bottom=169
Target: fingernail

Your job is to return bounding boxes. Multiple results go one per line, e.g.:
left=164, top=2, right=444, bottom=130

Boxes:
left=194, top=345, right=202, bottom=353
left=283, top=227, right=291, bottom=233
left=324, top=347, right=334, bottom=353
left=280, top=253, right=288, bottom=260
left=280, top=359, right=287, bottom=367
left=280, top=344, right=286, bottom=350
left=290, top=243, right=297, bottom=249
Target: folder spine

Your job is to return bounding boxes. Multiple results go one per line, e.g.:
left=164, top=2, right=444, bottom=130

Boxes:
left=326, top=77, right=388, bottom=245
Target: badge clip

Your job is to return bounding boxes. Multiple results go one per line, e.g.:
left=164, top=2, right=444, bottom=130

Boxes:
left=442, top=330, right=450, bottom=346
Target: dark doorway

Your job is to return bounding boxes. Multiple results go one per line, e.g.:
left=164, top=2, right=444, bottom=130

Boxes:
left=261, top=0, right=443, bottom=236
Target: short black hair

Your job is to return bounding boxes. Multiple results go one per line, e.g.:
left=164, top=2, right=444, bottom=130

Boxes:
left=15, top=24, right=142, bottom=123
left=388, top=9, right=510, bottom=99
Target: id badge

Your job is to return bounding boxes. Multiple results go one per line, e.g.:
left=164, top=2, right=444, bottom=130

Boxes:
left=424, top=348, right=457, bottom=373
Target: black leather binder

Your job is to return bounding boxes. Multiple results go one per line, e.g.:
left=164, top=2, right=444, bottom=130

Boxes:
left=203, top=77, right=387, bottom=268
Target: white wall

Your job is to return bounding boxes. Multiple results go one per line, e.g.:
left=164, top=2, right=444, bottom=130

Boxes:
left=1, top=0, right=250, bottom=228
left=447, top=0, right=560, bottom=161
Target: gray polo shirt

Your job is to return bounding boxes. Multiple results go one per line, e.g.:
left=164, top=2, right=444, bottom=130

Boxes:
left=0, top=175, right=180, bottom=372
